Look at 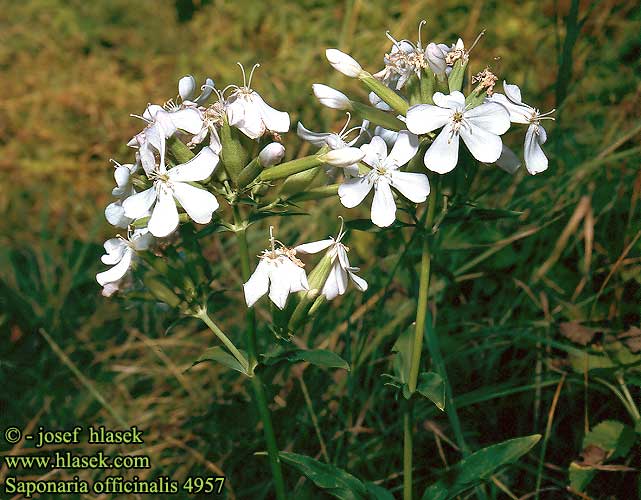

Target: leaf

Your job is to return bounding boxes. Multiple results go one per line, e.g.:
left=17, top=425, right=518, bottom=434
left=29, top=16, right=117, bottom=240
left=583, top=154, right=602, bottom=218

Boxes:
left=416, top=371, right=445, bottom=411
left=279, top=451, right=367, bottom=500
left=262, top=348, right=350, bottom=371
left=421, top=435, right=541, bottom=500
left=364, top=482, right=394, bottom=500
left=568, top=419, right=635, bottom=493
left=193, top=347, right=247, bottom=374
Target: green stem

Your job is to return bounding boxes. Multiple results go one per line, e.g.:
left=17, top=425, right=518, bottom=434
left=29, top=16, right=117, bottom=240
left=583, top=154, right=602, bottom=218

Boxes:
left=403, top=403, right=413, bottom=500
left=195, top=308, right=249, bottom=373
left=233, top=204, right=287, bottom=500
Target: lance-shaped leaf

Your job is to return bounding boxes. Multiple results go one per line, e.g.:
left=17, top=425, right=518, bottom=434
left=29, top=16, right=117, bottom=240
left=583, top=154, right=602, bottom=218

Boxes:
left=279, top=451, right=367, bottom=500
left=421, top=435, right=541, bottom=500
left=193, top=347, right=248, bottom=375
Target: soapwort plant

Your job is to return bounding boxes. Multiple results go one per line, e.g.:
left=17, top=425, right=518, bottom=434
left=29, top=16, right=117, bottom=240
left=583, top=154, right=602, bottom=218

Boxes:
left=97, top=21, right=554, bottom=499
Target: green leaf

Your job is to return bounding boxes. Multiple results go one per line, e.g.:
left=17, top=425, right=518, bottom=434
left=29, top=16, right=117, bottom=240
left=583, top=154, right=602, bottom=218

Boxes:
left=416, top=371, right=445, bottom=410
left=421, top=435, right=541, bottom=500
left=279, top=451, right=367, bottom=500
left=262, top=348, right=350, bottom=370
left=193, top=347, right=247, bottom=374
left=364, top=482, right=394, bottom=500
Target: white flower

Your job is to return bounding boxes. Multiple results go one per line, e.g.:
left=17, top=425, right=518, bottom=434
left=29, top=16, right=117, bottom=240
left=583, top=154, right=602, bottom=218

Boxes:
left=298, top=114, right=367, bottom=176
left=243, top=229, right=309, bottom=309
left=128, top=104, right=204, bottom=175
left=338, top=131, right=430, bottom=228
left=325, top=49, right=363, bottom=78
left=294, top=221, right=367, bottom=300
left=406, top=91, right=510, bottom=174
left=489, top=81, right=555, bottom=175
left=105, top=156, right=140, bottom=228
left=96, top=229, right=153, bottom=296
left=312, top=84, right=352, bottom=110
left=122, top=147, right=220, bottom=238
left=225, top=63, right=290, bottom=140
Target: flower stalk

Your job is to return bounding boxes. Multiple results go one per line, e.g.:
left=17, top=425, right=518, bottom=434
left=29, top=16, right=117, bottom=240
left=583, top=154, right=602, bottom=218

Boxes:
left=194, top=307, right=249, bottom=373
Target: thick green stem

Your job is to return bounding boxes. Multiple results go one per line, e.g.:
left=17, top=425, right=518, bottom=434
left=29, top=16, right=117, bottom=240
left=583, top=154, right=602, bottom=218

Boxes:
left=233, top=204, right=286, bottom=500
left=195, top=308, right=249, bottom=373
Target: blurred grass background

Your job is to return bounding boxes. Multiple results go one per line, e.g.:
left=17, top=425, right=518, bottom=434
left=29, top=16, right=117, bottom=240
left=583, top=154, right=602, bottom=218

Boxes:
left=1, top=0, right=640, bottom=498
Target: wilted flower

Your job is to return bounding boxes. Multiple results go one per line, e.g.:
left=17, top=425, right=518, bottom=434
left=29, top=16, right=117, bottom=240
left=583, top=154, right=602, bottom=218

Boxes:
left=338, top=131, right=430, bottom=227
left=489, top=81, right=555, bottom=174
left=243, top=228, right=309, bottom=309
left=294, top=220, right=367, bottom=300
left=406, top=91, right=510, bottom=173
left=298, top=113, right=368, bottom=175
left=123, top=147, right=220, bottom=237
left=96, top=229, right=153, bottom=296
left=226, top=63, right=290, bottom=139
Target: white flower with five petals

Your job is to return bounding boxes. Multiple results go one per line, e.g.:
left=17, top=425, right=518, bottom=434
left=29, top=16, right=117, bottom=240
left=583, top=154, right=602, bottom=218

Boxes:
left=488, top=81, right=555, bottom=175
left=294, top=221, right=367, bottom=300
left=338, top=131, right=430, bottom=228
left=122, top=147, right=219, bottom=238
left=243, top=229, right=309, bottom=309
left=406, top=91, right=510, bottom=174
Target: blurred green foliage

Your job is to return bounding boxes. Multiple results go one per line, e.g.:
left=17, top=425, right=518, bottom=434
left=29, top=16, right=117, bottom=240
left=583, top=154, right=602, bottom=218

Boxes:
left=1, top=0, right=640, bottom=498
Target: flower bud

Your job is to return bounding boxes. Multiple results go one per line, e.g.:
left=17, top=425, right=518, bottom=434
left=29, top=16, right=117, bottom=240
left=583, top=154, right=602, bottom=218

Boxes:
left=426, top=43, right=447, bottom=75
left=312, top=84, right=352, bottom=110
left=319, top=147, right=365, bottom=167
left=325, top=49, right=363, bottom=78
left=178, top=75, right=196, bottom=101
left=259, top=142, right=286, bottom=167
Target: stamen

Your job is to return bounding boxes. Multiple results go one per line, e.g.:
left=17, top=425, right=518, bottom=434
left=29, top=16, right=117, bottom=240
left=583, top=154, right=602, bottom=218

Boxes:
left=417, top=19, right=427, bottom=49
left=129, top=113, right=152, bottom=124
left=339, top=112, right=352, bottom=136
left=247, top=63, right=260, bottom=89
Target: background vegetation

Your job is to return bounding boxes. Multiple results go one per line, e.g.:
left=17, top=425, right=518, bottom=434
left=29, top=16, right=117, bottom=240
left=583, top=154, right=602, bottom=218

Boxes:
left=1, top=0, right=640, bottom=498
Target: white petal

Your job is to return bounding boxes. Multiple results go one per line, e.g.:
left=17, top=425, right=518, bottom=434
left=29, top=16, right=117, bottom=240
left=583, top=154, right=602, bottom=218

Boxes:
left=322, top=262, right=348, bottom=300
left=147, top=184, right=179, bottom=237
left=131, top=229, right=154, bottom=251
left=371, top=179, right=396, bottom=228
left=389, top=171, right=430, bottom=203
left=465, top=102, right=510, bottom=135
left=170, top=108, right=203, bottom=134
left=297, top=122, right=331, bottom=147
left=267, top=258, right=308, bottom=309
left=294, top=239, right=335, bottom=254
left=374, top=126, right=399, bottom=148
left=114, top=165, right=131, bottom=188
left=143, top=104, right=164, bottom=121
left=325, top=49, right=363, bottom=77
left=256, top=93, right=290, bottom=133
left=386, top=130, right=419, bottom=169
left=321, top=147, right=365, bottom=167
left=524, top=124, right=548, bottom=174
left=194, top=78, right=215, bottom=106
left=101, top=239, right=127, bottom=265
left=168, top=147, right=218, bottom=182
left=503, top=81, right=523, bottom=104
left=496, top=144, right=521, bottom=174
left=360, top=136, right=388, bottom=167
left=433, top=91, right=465, bottom=110
left=488, top=93, right=530, bottom=124
left=338, top=175, right=373, bottom=208
left=423, top=125, right=459, bottom=174
left=138, top=141, right=157, bottom=176
left=406, top=104, right=451, bottom=134
left=231, top=96, right=266, bottom=139
left=105, top=201, right=131, bottom=228
left=171, top=182, right=219, bottom=224
left=96, top=248, right=133, bottom=286
left=348, top=269, right=368, bottom=292
left=312, top=84, right=352, bottom=110
left=243, top=259, right=271, bottom=307
left=459, top=124, right=503, bottom=163
left=122, top=187, right=156, bottom=219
